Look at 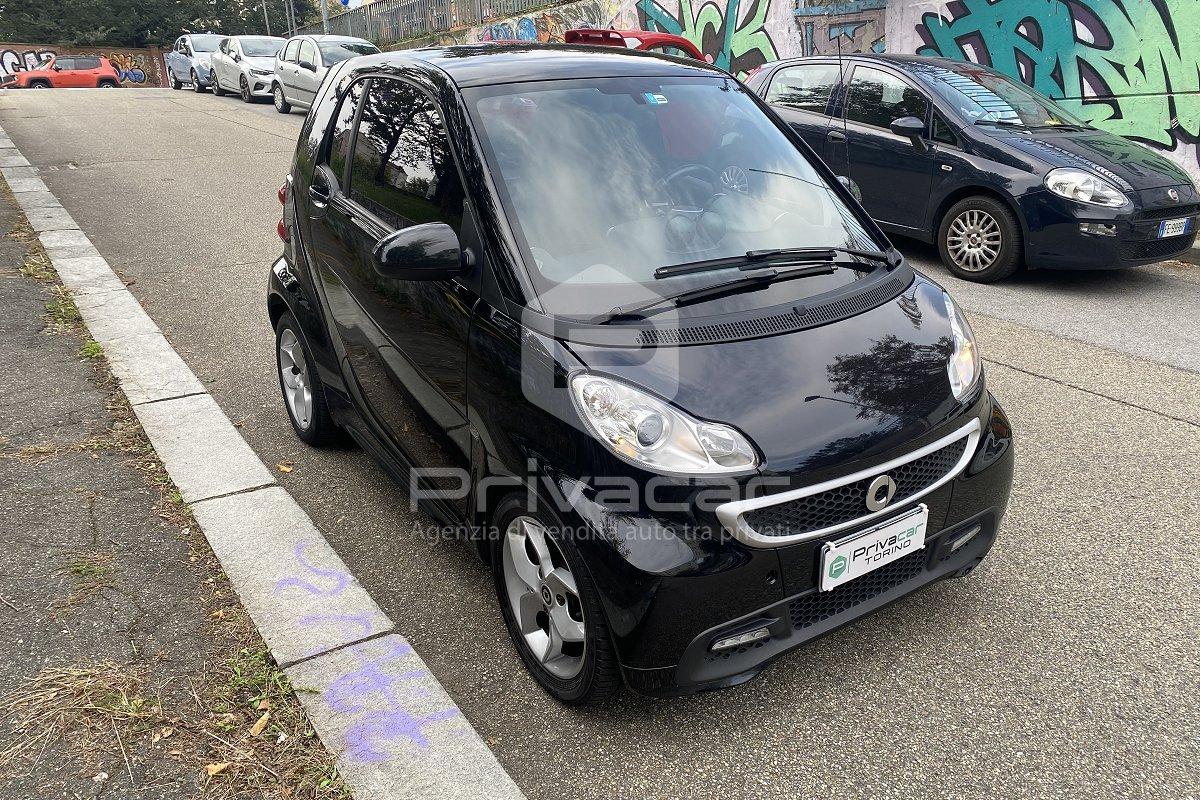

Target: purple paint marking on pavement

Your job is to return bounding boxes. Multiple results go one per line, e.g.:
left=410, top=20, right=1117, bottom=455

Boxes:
left=273, top=541, right=352, bottom=597
left=344, top=708, right=462, bottom=759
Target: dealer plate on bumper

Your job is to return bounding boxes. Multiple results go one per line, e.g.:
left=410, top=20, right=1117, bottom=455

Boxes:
left=1158, top=217, right=1192, bottom=238
left=819, top=505, right=928, bottom=591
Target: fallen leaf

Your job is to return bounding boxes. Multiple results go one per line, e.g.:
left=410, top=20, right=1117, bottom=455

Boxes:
left=276, top=461, right=294, bottom=474
left=209, top=609, right=226, bottom=620
left=249, top=711, right=270, bottom=737
left=257, top=699, right=269, bottom=711
left=205, top=762, right=230, bottom=777
left=160, top=726, right=175, bottom=739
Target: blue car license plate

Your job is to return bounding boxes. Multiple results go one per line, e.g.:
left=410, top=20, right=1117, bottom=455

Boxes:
left=1158, top=217, right=1193, bottom=238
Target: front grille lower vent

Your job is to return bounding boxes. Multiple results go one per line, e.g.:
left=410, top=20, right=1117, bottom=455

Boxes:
left=1135, top=204, right=1200, bottom=221
left=788, top=549, right=927, bottom=631
left=637, top=275, right=909, bottom=346
left=1118, top=234, right=1196, bottom=261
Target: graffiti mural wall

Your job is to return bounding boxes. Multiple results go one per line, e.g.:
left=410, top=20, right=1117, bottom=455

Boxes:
left=0, top=42, right=165, bottom=87
left=796, top=0, right=886, bottom=57
left=887, top=0, right=1200, bottom=179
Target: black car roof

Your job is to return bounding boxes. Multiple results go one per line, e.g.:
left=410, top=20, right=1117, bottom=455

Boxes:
left=348, top=43, right=728, bottom=88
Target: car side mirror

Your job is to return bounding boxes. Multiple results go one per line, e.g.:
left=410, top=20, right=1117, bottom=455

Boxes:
left=52, top=65, right=62, bottom=71
left=889, top=116, right=927, bottom=150
left=373, top=223, right=469, bottom=281
left=298, top=60, right=316, bottom=72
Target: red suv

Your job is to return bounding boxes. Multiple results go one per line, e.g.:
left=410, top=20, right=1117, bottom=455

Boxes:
left=1, top=55, right=121, bottom=89
left=564, top=28, right=706, bottom=61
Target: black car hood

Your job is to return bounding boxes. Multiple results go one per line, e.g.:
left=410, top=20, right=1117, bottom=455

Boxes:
left=987, top=126, right=1191, bottom=191
left=566, top=275, right=965, bottom=476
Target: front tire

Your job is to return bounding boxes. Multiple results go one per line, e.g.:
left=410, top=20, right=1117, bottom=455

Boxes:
left=211, top=74, right=225, bottom=96
left=169, top=70, right=182, bottom=90
left=275, top=313, right=338, bottom=446
left=273, top=83, right=292, bottom=114
left=240, top=75, right=253, bottom=103
left=190, top=70, right=205, bottom=93
left=492, top=498, right=620, bottom=704
left=938, top=196, right=1022, bottom=282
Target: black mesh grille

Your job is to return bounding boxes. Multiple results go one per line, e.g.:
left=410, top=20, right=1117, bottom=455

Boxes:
left=788, top=549, right=927, bottom=630
left=1118, top=234, right=1196, bottom=261
left=1135, top=204, right=1200, bottom=221
left=744, top=437, right=969, bottom=539
left=637, top=276, right=908, bottom=346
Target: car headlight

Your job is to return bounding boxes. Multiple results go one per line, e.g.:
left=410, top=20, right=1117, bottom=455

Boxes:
left=943, top=292, right=981, bottom=400
left=1044, top=167, right=1128, bottom=208
left=570, top=374, right=759, bottom=474
left=250, top=68, right=273, bottom=77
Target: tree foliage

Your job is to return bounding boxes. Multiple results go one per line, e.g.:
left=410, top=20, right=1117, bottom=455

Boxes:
left=0, top=0, right=325, bottom=48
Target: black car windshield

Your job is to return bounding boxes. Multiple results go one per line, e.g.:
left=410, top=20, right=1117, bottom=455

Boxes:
left=319, top=41, right=380, bottom=64
left=911, top=62, right=1087, bottom=128
left=466, top=76, right=882, bottom=316
left=191, top=34, right=223, bottom=53
left=239, top=37, right=283, bottom=57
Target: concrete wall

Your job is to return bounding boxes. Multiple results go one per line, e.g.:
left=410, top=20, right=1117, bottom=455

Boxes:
left=0, top=42, right=167, bottom=87
left=435, top=0, right=1200, bottom=185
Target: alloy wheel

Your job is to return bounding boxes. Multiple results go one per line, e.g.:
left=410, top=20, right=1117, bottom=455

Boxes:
left=240, top=76, right=251, bottom=102
left=501, top=516, right=587, bottom=680
left=946, top=209, right=1003, bottom=273
left=277, top=329, right=312, bottom=430
left=274, top=85, right=286, bottom=111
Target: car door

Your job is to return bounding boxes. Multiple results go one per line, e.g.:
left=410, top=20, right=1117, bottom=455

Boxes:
left=305, top=75, right=476, bottom=514
left=295, top=39, right=321, bottom=106
left=211, top=39, right=229, bottom=87
left=54, top=58, right=85, bottom=87
left=167, top=38, right=184, bottom=80
left=277, top=39, right=300, bottom=100
left=825, top=63, right=936, bottom=230
left=761, top=62, right=840, bottom=155
left=74, top=56, right=102, bottom=87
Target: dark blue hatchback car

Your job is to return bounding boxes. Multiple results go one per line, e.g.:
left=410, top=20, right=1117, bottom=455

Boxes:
left=748, top=54, right=1198, bottom=282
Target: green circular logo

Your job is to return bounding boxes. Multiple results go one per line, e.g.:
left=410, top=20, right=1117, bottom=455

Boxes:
left=829, top=555, right=848, bottom=579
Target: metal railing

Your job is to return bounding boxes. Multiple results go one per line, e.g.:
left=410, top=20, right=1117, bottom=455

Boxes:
left=296, top=0, right=559, bottom=46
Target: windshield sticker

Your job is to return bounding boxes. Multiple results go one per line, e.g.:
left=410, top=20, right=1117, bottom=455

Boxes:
left=644, top=92, right=669, bottom=106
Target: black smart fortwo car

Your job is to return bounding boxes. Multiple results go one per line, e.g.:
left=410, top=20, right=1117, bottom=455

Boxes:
left=267, top=45, right=1015, bottom=702
left=749, top=54, right=1199, bottom=282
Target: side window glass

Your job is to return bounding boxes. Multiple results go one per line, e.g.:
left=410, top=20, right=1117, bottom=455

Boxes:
left=349, top=78, right=465, bottom=231
left=845, top=66, right=928, bottom=129
left=932, top=113, right=958, bottom=146
left=76, top=57, right=100, bottom=70
left=299, top=40, right=317, bottom=66
left=766, top=64, right=840, bottom=114
left=284, top=40, right=300, bottom=62
left=328, top=79, right=367, bottom=184
left=648, top=44, right=691, bottom=59
left=55, top=58, right=75, bottom=70
left=175, top=38, right=185, bottom=53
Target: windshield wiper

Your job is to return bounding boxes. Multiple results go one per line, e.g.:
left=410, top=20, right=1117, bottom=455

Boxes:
left=654, top=246, right=893, bottom=279
left=974, top=118, right=1027, bottom=129
left=592, top=263, right=836, bottom=325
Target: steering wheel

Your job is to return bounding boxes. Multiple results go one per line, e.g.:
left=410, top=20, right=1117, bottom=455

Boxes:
left=655, top=163, right=720, bottom=208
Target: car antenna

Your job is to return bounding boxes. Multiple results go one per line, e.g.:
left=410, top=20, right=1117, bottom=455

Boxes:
left=835, top=32, right=852, bottom=188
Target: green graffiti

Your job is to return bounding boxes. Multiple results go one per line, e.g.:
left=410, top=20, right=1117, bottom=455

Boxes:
left=636, top=0, right=778, bottom=77
left=916, top=0, right=1200, bottom=149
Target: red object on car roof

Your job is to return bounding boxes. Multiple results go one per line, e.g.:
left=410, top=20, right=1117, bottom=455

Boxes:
left=564, top=28, right=707, bottom=62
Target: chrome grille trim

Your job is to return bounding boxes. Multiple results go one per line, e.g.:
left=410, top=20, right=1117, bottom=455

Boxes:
left=716, top=418, right=981, bottom=548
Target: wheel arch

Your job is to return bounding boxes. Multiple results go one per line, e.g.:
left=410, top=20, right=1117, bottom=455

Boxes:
left=932, top=185, right=1029, bottom=241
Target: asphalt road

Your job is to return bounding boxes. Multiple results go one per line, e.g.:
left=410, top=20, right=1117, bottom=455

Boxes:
left=2, top=89, right=1197, bottom=800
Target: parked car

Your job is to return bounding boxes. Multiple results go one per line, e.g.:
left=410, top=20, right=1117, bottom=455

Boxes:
left=165, top=33, right=223, bottom=92
left=272, top=34, right=379, bottom=114
left=268, top=45, right=1014, bottom=702
left=210, top=35, right=286, bottom=102
left=564, top=28, right=705, bottom=61
left=748, top=54, right=1199, bottom=282
left=0, top=55, right=121, bottom=89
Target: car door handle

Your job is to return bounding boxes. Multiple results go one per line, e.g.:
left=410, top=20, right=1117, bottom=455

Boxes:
left=308, top=184, right=331, bottom=206
left=827, top=130, right=847, bottom=142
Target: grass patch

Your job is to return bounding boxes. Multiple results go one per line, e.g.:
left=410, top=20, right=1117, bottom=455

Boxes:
left=80, top=340, right=103, bottom=359
left=44, top=285, right=81, bottom=333
left=18, top=249, right=54, bottom=282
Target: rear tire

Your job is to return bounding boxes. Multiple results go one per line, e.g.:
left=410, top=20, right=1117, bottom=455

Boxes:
left=492, top=497, right=621, bottom=704
left=273, top=83, right=291, bottom=114
left=937, top=195, right=1022, bottom=283
left=98, top=79, right=118, bottom=89
left=275, top=313, right=339, bottom=446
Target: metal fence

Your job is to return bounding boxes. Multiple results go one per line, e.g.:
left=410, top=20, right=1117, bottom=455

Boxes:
left=297, top=0, right=558, bottom=46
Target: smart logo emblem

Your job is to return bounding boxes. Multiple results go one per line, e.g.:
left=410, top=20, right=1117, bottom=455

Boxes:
left=865, top=474, right=898, bottom=512
left=828, top=555, right=848, bottom=579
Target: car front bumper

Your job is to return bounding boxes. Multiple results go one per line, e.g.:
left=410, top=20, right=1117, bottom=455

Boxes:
left=245, top=73, right=275, bottom=97
left=566, top=392, right=1014, bottom=697
left=1019, top=185, right=1198, bottom=269
left=193, top=63, right=213, bottom=84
